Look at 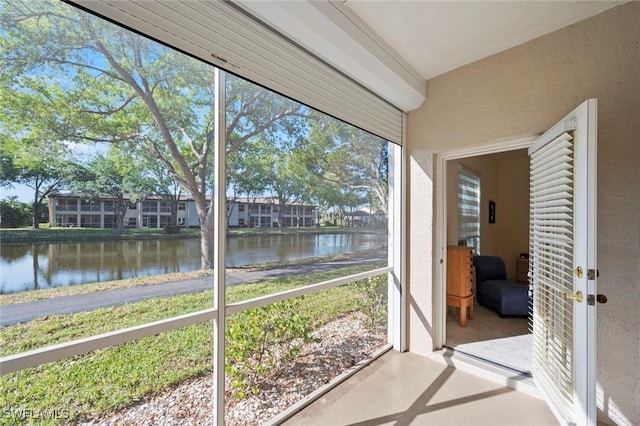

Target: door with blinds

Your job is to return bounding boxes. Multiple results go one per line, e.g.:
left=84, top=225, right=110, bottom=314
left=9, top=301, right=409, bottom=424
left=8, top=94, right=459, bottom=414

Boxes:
left=528, top=99, right=598, bottom=425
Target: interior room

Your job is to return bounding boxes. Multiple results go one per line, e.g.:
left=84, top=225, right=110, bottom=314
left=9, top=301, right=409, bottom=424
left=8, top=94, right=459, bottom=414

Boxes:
left=443, top=149, right=532, bottom=375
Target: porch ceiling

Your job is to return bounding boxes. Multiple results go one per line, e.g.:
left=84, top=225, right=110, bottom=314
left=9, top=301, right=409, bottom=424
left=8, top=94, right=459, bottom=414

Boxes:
left=239, top=1, right=625, bottom=110
left=344, top=1, right=626, bottom=81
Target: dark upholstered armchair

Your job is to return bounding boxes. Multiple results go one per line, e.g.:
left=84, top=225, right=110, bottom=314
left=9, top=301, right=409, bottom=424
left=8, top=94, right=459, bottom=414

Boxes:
left=473, top=255, right=530, bottom=317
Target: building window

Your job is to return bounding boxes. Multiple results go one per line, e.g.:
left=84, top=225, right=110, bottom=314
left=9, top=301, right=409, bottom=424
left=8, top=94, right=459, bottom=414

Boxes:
left=104, top=215, right=116, bottom=228
left=457, top=167, right=481, bottom=253
left=56, top=198, right=77, bottom=211
left=80, top=199, right=100, bottom=212
left=146, top=215, right=158, bottom=228
left=142, top=201, right=158, bottom=213
left=80, top=215, right=101, bottom=228
left=178, top=202, right=186, bottom=211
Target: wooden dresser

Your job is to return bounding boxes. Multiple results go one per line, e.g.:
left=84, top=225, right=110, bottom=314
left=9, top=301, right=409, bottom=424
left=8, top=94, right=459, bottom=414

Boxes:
left=446, top=246, right=474, bottom=327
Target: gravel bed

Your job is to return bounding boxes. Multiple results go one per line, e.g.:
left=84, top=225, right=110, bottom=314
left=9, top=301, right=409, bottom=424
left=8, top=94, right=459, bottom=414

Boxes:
left=82, top=312, right=386, bottom=425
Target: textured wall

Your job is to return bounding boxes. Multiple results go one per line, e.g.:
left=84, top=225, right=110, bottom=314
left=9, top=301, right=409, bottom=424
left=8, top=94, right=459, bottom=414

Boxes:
left=495, top=153, right=529, bottom=278
left=406, top=2, right=639, bottom=424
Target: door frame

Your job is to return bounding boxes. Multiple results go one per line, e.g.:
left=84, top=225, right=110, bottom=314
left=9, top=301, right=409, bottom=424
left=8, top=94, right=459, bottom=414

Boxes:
left=434, top=134, right=537, bottom=349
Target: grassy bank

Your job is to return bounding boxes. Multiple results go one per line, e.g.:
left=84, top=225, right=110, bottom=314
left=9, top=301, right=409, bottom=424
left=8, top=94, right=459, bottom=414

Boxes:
left=0, top=264, right=383, bottom=424
left=0, top=225, right=385, bottom=244
left=0, top=227, right=201, bottom=244
left=0, top=270, right=213, bottom=305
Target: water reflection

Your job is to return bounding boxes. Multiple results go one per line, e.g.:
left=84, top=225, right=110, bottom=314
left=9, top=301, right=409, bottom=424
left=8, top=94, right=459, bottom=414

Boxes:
left=0, top=233, right=386, bottom=294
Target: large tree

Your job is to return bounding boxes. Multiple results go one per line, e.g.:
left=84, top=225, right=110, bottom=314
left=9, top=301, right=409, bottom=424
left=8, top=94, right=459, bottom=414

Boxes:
left=300, top=116, right=389, bottom=218
left=1, top=0, right=305, bottom=268
left=0, top=135, right=79, bottom=229
left=227, top=139, right=271, bottom=229
left=264, top=143, right=312, bottom=228
left=76, top=151, right=153, bottom=231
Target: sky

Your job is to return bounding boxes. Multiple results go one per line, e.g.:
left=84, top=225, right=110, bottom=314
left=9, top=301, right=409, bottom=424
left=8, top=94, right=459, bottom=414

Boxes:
left=1, top=184, right=33, bottom=203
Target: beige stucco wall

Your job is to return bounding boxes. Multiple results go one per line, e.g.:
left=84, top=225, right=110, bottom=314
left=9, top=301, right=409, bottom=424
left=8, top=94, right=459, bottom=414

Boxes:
left=495, top=152, right=529, bottom=278
left=406, top=2, right=639, bottom=425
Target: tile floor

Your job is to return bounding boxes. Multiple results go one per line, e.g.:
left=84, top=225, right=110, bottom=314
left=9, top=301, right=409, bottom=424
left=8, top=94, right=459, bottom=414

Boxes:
left=281, top=350, right=557, bottom=426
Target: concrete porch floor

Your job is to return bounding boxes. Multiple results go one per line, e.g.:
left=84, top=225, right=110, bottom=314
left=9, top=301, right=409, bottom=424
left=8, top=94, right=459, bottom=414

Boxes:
left=281, top=350, right=558, bottom=426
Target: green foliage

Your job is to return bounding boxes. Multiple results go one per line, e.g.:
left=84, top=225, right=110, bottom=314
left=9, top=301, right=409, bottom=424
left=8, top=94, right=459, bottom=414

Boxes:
left=1, top=324, right=213, bottom=424
left=0, top=264, right=377, bottom=423
left=0, top=198, right=33, bottom=228
left=0, top=135, right=79, bottom=229
left=354, top=275, right=388, bottom=331
left=225, top=298, right=312, bottom=398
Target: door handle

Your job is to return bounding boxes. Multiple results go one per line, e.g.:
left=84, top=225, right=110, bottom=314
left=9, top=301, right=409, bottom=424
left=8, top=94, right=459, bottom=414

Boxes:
left=563, top=291, right=583, bottom=303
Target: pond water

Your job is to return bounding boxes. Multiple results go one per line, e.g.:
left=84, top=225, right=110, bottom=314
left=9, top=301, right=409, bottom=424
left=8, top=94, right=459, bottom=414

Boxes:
left=0, top=233, right=387, bottom=294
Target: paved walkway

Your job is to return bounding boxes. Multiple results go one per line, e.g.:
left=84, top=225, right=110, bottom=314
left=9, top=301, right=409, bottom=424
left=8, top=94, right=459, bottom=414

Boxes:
left=1, top=256, right=384, bottom=327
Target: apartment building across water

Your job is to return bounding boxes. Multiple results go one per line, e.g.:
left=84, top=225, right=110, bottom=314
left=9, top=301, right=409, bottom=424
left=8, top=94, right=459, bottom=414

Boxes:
left=47, top=193, right=318, bottom=229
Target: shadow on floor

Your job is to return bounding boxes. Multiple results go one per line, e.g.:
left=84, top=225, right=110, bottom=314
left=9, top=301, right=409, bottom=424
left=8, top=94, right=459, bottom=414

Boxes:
left=282, top=351, right=556, bottom=426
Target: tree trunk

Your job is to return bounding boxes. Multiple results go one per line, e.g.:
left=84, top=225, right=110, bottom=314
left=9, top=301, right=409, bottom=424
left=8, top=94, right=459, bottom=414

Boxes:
left=32, top=195, right=40, bottom=229
left=200, top=209, right=215, bottom=270
left=170, top=200, right=178, bottom=227
left=115, top=201, right=127, bottom=232
left=278, top=207, right=284, bottom=229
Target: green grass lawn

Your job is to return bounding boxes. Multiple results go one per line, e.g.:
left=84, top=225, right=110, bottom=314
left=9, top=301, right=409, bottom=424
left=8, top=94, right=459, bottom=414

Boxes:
left=0, top=227, right=201, bottom=244
left=0, top=264, right=383, bottom=424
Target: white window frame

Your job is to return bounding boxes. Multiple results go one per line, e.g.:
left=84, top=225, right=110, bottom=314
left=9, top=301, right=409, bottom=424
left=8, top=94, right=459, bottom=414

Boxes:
left=457, top=166, right=481, bottom=254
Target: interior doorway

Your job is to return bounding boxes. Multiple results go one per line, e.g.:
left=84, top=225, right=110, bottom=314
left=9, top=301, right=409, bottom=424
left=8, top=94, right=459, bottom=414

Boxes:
left=436, top=137, right=535, bottom=376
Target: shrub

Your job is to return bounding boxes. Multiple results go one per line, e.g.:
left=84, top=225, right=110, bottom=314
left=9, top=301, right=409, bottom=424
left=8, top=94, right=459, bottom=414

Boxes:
left=354, top=275, right=388, bottom=331
left=163, top=225, right=181, bottom=234
left=0, top=198, right=32, bottom=228
left=225, top=298, right=312, bottom=399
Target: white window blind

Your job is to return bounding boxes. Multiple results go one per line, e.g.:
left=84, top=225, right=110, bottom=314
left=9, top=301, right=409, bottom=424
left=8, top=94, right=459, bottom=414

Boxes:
left=457, top=167, right=480, bottom=253
left=529, top=131, right=575, bottom=423
left=69, top=0, right=404, bottom=145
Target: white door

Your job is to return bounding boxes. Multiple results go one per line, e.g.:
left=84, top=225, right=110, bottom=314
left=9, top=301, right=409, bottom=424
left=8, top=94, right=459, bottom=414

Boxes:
left=529, top=99, right=598, bottom=425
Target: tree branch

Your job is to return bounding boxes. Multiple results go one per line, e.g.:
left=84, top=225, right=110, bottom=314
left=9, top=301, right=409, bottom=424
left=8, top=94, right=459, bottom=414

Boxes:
left=226, top=109, right=305, bottom=155
left=80, top=93, right=138, bottom=115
